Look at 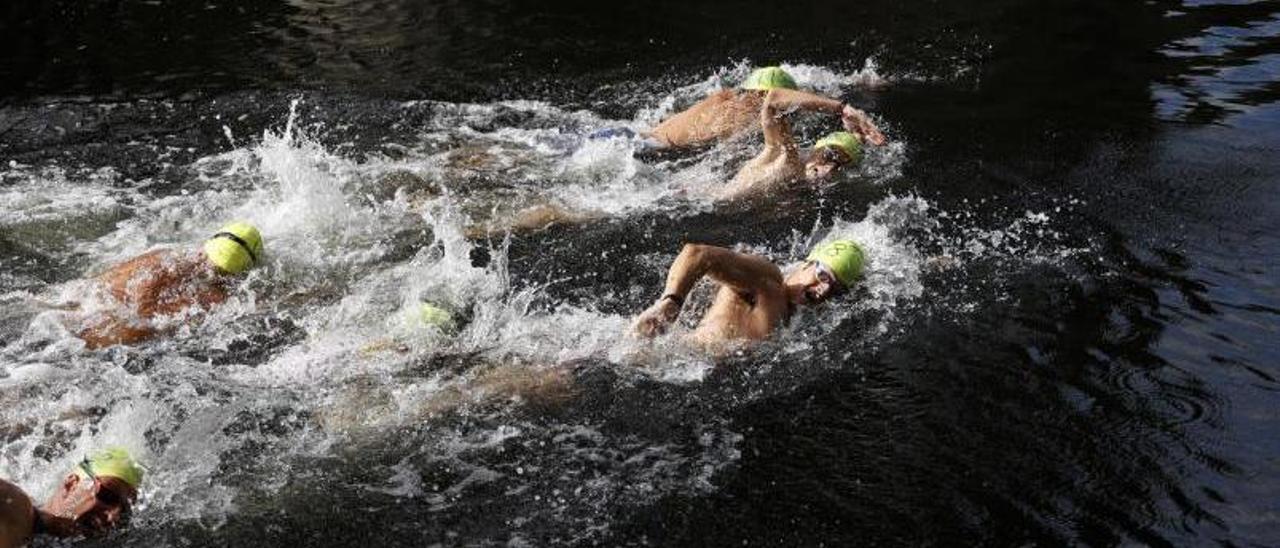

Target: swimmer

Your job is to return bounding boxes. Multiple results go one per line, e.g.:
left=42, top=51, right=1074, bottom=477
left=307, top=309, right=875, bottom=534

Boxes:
left=0, top=447, right=144, bottom=547
left=631, top=239, right=864, bottom=348
left=714, top=89, right=886, bottom=202
left=359, top=301, right=460, bottom=355
left=72, top=221, right=264, bottom=349
left=642, top=66, right=878, bottom=149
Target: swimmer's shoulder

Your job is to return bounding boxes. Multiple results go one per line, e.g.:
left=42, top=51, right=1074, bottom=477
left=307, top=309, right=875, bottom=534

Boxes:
left=0, top=479, right=35, bottom=547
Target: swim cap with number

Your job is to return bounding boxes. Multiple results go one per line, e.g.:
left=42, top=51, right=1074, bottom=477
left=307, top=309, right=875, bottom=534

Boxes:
left=806, top=239, right=865, bottom=287
left=75, top=446, right=144, bottom=489
left=204, top=221, right=263, bottom=274
left=740, top=66, right=798, bottom=91
left=814, top=131, right=863, bottom=165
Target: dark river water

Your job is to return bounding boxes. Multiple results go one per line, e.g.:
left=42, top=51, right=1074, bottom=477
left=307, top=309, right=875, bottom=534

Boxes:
left=2, top=0, right=1278, bottom=546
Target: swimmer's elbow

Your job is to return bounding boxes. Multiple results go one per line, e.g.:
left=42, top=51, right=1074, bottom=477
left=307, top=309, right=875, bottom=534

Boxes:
left=679, top=243, right=710, bottom=261
left=679, top=243, right=728, bottom=268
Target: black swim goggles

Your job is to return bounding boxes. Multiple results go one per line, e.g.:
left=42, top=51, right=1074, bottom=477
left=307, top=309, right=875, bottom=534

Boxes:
left=210, top=231, right=258, bottom=264
left=819, top=146, right=852, bottom=166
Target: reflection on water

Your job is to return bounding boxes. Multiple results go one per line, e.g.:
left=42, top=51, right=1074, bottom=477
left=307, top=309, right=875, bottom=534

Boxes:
left=1157, top=2, right=1280, bottom=123
left=2, top=0, right=1279, bottom=546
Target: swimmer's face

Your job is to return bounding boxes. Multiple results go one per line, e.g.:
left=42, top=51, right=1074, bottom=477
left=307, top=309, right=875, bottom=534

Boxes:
left=784, top=261, right=842, bottom=306
left=44, top=472, right=135, bottom=536
left=804, top=146, right=852, bottom=182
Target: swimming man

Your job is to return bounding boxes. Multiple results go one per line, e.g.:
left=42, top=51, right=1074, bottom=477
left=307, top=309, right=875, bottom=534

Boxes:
left=714, top=88, right=886, bottom=202
left=0, top=448, right=144, bottom=547
left=648, top=66, right=880, bottom=149
left=74, top=221, right=264, bottom=349
left=632, top=239, right=865, bottom=348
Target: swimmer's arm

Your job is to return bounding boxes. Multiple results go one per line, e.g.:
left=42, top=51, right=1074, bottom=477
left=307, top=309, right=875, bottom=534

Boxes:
left=633, top=244, right=781, bottom=336
left=760, top=90, right=799, bottom=153
left=0, top=479, right=34, bottom=548
left=762, top=88, right=845, bottom=115
left=661, top=244, right=782, bottom=302
left=765, top=89, right=888, bottom=145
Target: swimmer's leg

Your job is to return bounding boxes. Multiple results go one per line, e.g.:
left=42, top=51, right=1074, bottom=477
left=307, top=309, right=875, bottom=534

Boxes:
left=410, top=362, right=577, bottom=418
left=465, top=203, right=604, bottom=239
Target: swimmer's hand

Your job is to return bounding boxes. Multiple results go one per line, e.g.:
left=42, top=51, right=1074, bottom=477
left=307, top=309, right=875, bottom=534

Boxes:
left=841, top=105, right=887, bottom=146
left=631, top=298, right=681, bottom=338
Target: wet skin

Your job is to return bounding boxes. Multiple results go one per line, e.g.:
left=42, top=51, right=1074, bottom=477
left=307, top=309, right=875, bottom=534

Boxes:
left=632, top=244, right=843, bottom=347
left=75, top=248, right=233, bottom=348
left=0, top=473, right=135, bottom=548
left=41, top=473, right=135, bottom=537
left=717, top=89, right=882, bottom=202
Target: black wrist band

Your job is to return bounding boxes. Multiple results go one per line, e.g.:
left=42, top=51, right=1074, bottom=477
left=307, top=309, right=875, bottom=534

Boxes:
left=661, top=293, right=684, bottom=307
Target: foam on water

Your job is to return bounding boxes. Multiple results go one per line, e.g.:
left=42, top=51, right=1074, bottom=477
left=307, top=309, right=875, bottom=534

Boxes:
left=0, top=165, right=136, bottom=257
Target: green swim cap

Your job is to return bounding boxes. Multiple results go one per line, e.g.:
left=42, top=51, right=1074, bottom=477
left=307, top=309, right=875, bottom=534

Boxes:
left=806, top=239, right=865, bottom=287
left=414, top=302, right=456, bottom=332
left=203, top=221, right=263, bottom=274
left=75, top=446, right=144, bottom=489
left=813, top=131, right=863, bottom=164
left=740, top=66, right=798, bottom=91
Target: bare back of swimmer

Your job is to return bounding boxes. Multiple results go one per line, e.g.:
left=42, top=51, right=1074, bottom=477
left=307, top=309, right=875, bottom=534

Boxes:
left=72, top=222, right=263, bottom=349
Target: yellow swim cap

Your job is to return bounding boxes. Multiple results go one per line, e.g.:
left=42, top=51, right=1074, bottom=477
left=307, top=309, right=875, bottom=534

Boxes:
left=75, top=446, right=144, bottom=489
left=414, top=302, right=456, bottom=332
left=813, top=131, right=863, bottom=165
left=203, top=221, right=263, bottom=274
left=740, top=66, right=798, bottom=91
left=806, top=239, right=865, bottom=287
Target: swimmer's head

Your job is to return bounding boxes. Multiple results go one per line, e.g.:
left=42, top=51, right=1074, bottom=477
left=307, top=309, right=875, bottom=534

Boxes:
left=740, top=66, right=798, bottom=92
left=45, top=447, right=143, bottom=536
left=204, top=221, right=264, bottom=274
left=805, top=132, right=861, bottom=182
left=784, top=239, right=865, bottom=305
left=412, top=302, right=456, bottom=333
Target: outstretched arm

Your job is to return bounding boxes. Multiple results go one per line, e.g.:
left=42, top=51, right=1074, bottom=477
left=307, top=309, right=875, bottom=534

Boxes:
left=763, top=89, right=887, bottom=146
left=632, top=244, right=782, bottom=337
left=761, top=88, right=844, bottom=114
